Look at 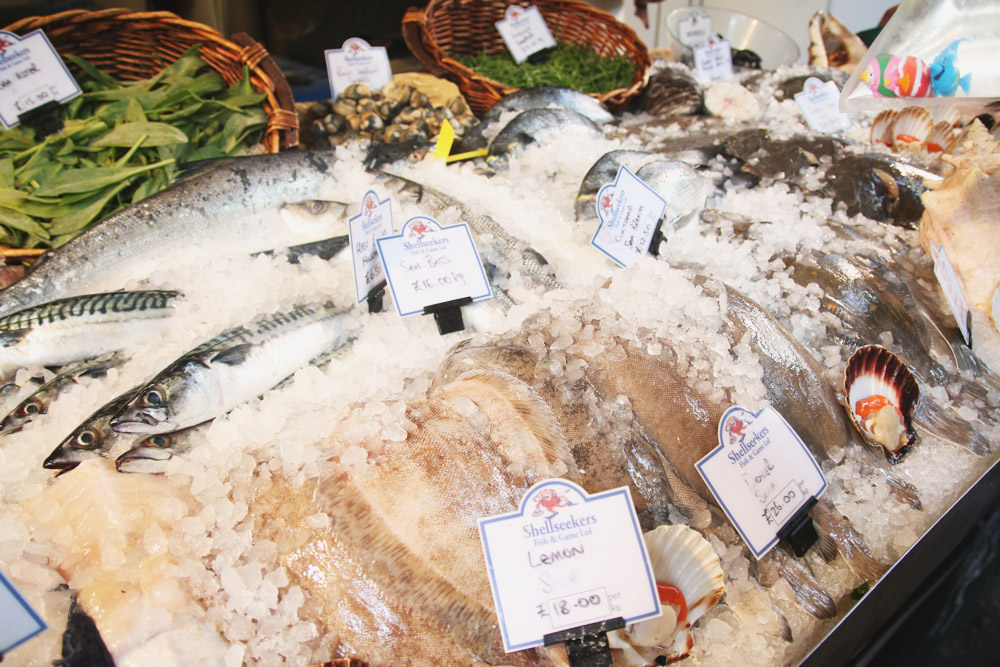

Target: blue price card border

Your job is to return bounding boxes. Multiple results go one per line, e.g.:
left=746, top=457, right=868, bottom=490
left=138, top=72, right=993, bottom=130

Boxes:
left=0, top=569, right=47, bottom=654
left=589, top=165, right=666, bottom=269
left=478, top=479, right=660, bottom=652
left=696, top=405, right=827, bottom=559
left=0, top=29, right=82, bottom=128
left=376, top=216, right=492, bottom=317
left=349, top=190, right=393, bottom=305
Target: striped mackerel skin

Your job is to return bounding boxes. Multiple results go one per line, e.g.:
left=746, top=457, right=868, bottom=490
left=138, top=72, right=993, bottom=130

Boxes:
left=0, top=291, right=179, bottom=331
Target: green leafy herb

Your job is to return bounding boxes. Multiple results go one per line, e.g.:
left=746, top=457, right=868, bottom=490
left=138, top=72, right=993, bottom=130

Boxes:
left=456, top=41, right=634, bottom=94
left=0, top=47, right=269, bottom=250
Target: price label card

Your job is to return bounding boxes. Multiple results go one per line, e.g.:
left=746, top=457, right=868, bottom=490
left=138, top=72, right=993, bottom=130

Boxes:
left=677, top=9, right=713, bottom=47
left=350, top=190, right=393, bottom=304
left=478, top=479, right=660, bottom=652
left=694, top=35, right=734, bottom=83
left=932, top=243, right=971, bottom=345
left=325, top=37, right=392, bottom=101
left=495, top=5, right=556, bottom=64
left=591, top=166, right=666, bottom=268
left=377, top=215, right=492, bottom=317
left=0, top=569, right=47, bottom=654
left=0, top=29, right=81, bottom=128
left=697, top=406, right=827, bottom=559
left=794, top=77, right=851, bottom=134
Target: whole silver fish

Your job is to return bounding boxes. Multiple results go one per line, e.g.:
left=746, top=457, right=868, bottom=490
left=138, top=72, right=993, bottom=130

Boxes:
left=0, top=290, right=178, bottom=379
left=0, top=354, right=123, bottom=435
left=43, top=387, right=141, bottom=472
left=110, top=302, right=355, bottom=434
left=487, top=109, right=603, bottom=164
left=0, top=150, right=339, bottom=318
left=575, top=150, right=664, bottom=221
left=457, top=86, right=614, bottom=152
left=115, top=424, right=205, bottom=474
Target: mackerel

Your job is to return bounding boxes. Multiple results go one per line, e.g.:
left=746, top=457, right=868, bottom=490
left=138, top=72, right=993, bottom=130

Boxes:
left=43, top=387, right=141, bottom=472
left=116, top=424, right=206, bottom=474
left=110, top=302, right=356, bottom=434
left=0, top=150, right=339, bottom=318
left=0, top=291, right=179, bottom=379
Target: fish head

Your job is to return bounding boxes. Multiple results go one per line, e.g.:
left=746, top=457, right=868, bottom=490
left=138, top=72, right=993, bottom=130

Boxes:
left=111, top=359, right=217, bottom=434
left=115, top=432, right=182, bottom=473
left=0, top=395, right=47, bottom=435
left=43, top=420, right=116, bottom=472
left=279, top=200, right=349, bottom=241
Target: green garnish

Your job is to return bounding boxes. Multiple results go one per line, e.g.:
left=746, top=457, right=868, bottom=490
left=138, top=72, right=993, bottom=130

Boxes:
left=456, top=42, right=634, bottom=94
left=0, top=46, right=269, bottom=250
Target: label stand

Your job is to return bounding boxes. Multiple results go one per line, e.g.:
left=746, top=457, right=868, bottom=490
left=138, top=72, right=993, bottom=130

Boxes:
left=526, top=46, right=555, bottom=65
left=17, top=99, right=62, bottom=137
left=647, top=217, right=666, bottom=257
left=423, top=296, right=473, bottom=335
left=544, top=617, right=625, bottom=667
left=776, top=495, right=819, bottom=557
left=366, top=280, right=386, bottom=314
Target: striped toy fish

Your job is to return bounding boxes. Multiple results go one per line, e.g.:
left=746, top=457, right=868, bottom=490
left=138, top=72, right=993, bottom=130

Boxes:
left=861, top=54, right=932, bottom=98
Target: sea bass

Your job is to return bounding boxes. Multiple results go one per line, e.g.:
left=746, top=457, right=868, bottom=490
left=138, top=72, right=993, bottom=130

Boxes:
left=0, top=150, right=340, bottom=318
left=110, top=302, right=356, bottom=434
left=487, top=109, right=604, bottom=165
left=0, top=290, right=179, bottom=379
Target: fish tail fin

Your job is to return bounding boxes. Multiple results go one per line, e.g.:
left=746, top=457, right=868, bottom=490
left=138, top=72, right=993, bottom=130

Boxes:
left=774, top=605, right=793, bottom=642
left=913, top=396, right=991, bottom=456
left=960, top=73, right=972, bottom=95
left=854, top=444, right=923, bottom=510
left=811, top=498, right=888, bottom=584
left=768, top=546, right=837, bottom=619
left=815, top=531, right=838, bottom=563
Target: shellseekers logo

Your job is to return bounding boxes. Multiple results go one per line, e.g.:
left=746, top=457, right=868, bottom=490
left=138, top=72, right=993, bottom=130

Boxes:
left=408, top=220, right=431, bottom=238
left=363, top=192, right=377, bottom=216
left=599, top=187, right=615, bottom=217
left=0, top=36, right=10, bottom=53
left=532, top=488, right=572, bottom=517
left=724, top=412, right=750, bottom=445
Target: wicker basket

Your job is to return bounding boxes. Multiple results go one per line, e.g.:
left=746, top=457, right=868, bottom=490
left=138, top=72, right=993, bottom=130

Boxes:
left=402, top=0, right=650, bottom=118
left=3, top=8, right=298, bottom=151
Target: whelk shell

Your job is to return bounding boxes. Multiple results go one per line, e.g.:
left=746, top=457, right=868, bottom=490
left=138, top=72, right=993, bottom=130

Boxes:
left=843, top=345, right=919, bottom=463
left=608, top=524, right=724, bottom=665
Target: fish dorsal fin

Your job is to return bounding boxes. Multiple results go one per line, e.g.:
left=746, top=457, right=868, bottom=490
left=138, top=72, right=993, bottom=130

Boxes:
left=438, top=369, right=580, bottom=484
left=210, top=342, right=253, bottom=366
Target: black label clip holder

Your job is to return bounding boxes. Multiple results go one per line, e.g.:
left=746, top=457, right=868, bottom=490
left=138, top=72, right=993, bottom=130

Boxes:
left=422, top=296, right=473, bottom=335
left=17, top=99, right=63, bottom=138
left=544, top=617, right=625, bottom=667
left=366, top=280, right=387, bottom=314
left=776, top=495, right=819, bottom=557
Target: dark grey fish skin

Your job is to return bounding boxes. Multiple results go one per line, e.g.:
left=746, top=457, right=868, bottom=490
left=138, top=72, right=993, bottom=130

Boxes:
left=0, top=354, right=123, bottom=435
left=0, top=291, right=178, bottom=379
left=43, top=388, right=141, bottom=472
left=0, top=150, right=339, bottom=319
left=641, top=66, right=703, bottom=117
left=487, top=109, right=603, bottom=164
left=821, top=154, right=939, bottom=228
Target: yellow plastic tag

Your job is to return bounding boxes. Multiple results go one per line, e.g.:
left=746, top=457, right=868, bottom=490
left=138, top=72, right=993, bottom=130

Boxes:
left=433, top=119, right=456, bottom=159
left=445, top=148, right=490, bottom=163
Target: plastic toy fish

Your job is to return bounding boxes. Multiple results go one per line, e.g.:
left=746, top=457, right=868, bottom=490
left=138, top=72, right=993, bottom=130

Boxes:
left=860, top=54, right=932, bottom=98
left=930, top=39, right=971, bottom=96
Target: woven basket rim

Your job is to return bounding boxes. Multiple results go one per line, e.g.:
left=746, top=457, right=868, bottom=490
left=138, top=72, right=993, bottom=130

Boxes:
left=3, top=8, right=298, bottom=152
left=403, top=0, right=651, bottom=117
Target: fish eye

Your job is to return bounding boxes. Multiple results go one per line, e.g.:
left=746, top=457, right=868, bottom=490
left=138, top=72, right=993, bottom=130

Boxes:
left=17, top=401, right=40, bottom=416
left=145, top=390, right=163, bottom=406
left=150, top=435, right=169, bottom=448
left=73, top=429, right=101, bottom=449
left=307, top=200, right=327, bottom=214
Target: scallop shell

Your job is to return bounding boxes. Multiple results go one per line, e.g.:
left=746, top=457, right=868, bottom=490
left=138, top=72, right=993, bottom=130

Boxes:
left=843, top=345, right=919, bottom=463
left=892, top=106, right=934, bottom=152
left=608, top=524, right=724, bottom=665
left=926, top=121, right=958, bottom=154
left=931, top=105, right=962, bottom=128
left=870, top=109, right=898, bottom=147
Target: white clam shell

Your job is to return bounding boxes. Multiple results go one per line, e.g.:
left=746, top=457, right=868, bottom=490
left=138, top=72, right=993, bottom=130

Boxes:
left=927, top=121, right=958, bottom=154
left=870, top=109, right=898, bottom=147
left=931, top=104, right=962, bottom=127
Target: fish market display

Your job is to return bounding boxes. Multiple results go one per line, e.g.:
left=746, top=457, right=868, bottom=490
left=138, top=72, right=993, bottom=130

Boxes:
left=4, top=50, right=1000, bottom=667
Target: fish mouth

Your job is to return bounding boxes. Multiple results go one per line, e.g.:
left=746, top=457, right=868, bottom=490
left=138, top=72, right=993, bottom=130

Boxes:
left=42, top=450, right=80, bottom=472
left=110, top=409, right=165, bottom=433
left=115, top=450, right=171, bottom=473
